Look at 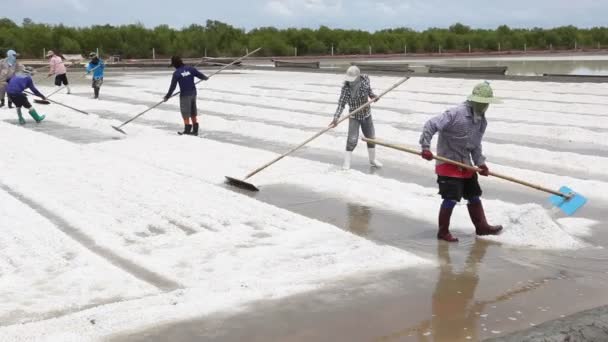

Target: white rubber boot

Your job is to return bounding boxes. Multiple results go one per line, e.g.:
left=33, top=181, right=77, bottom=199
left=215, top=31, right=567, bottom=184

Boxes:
left=368, top=148, right=383, bottom=168
left=342, top=151, right=352, bottom=170
left=66, top=85, right=71, bottom=94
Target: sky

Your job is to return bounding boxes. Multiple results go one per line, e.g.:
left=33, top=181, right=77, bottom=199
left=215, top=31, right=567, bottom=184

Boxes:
left=5, top=0, right=608, bottom=31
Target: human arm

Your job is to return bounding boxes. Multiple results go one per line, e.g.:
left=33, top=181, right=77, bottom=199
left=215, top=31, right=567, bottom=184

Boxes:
left=192, top=67, right=208, bottom=81
left=331, top=84, right=349, bottom=126
left=27, top=78, right=45, bottom=99
left=365, top=75, right=378, bottom=101
left=419, top=109, right=455, bottom=155
left=164, top=72, right=178, bottom=101
left=471, top=120, right=488, bottom=173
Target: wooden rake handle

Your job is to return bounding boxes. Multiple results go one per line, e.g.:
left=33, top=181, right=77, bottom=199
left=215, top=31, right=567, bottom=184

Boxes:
left=242, top=76, right=410, bottom=180
left=362, top=137, right=569, bottom=198
left=115, top=47, right=262, bottom=130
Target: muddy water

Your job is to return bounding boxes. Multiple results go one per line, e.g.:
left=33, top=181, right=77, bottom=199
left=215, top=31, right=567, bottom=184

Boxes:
left=314, top=56, right=608, bottom=76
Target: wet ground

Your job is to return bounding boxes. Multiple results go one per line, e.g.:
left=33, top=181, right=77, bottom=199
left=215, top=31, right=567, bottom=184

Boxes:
left=4, top=71, right=608, bottom=341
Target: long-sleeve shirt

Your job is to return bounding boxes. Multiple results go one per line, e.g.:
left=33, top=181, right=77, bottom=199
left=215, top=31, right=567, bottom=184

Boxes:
left=6, top=74, right=44, bottom=98
left=165, top=66, right=208, bottom=98
left=333, top=74, right=376, bottom=121
left=0, top=58, right=23, bottom=81
left=419, top=102, right=487, bottom=178
left=86, top=59, right=105, bottom=79
left=49, top=56, right=67, bottom=75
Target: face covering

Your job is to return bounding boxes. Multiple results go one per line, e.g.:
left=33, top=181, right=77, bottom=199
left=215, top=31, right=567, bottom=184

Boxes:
left=6, top=54, right=17, bottom=66
left=471, top=102, right=489, bottom=122
left=348, top=76, right=362, bottom=97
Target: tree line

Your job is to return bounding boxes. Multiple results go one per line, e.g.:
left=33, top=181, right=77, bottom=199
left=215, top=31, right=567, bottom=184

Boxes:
left=1, top=18, right=608, bottom=59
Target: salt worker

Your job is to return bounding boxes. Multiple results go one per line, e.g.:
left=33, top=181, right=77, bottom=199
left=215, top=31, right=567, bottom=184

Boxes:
left=419, top=81, right=503, bottom=242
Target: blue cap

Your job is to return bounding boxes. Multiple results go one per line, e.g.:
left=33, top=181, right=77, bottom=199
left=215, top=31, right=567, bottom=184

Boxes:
left=6, top=50, right=18, bottom=57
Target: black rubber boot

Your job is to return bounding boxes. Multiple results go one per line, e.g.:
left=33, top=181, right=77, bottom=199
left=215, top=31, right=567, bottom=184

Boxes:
left=94, top=87, right=100, bottom=99
left=192, top=123, right=199, bottom=136
left=8, top=98, right=12, bottom=108
left=0, top=99, right=4, bottom=108
left=180, top=124, right=192, bottom=135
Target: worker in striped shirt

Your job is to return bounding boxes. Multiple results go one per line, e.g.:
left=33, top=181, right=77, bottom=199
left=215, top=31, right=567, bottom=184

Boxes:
left=419, top=81, right=503, bottom=242
left=330, top=66, right=382, bottom=170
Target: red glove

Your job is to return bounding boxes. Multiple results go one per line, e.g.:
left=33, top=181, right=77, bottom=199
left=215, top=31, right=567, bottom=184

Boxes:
left=421, top=149, right=434, bottom=161
left=478, top=164, right=489, bottom=176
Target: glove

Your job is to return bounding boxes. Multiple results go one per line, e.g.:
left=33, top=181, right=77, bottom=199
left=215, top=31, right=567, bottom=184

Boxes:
left=41, top=96, right=47, bottom=100
left=162, top=96, right=169, bottom=102
left=370, top=95, right=379, bottom=102
left=421, top=149, right=434, bottom=161
left=478, top=164, right=489, bottom=176
left=329, top=119, right=338, bottom=128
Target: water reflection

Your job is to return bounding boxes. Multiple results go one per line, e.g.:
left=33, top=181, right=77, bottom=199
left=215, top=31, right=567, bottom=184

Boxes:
left=436, top=59, right=608, bottom=76
left=415, top=240, right=493, bottom=341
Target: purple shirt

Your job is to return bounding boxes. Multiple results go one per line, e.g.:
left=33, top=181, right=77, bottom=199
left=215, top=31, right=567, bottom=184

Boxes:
left=7, top=74, right=44, bottom=98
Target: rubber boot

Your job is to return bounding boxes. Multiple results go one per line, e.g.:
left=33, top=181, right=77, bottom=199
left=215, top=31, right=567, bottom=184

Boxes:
left=438, top=206, right=459, bottom=242
left=0, top=99, right=4, bottom=108
left=94, top=87, right=100, bottom=99
left=17, top=108, right=26, bottom=125
left=66, top=85, right=71, bottom=94
left=28, top=108, right=45, bottom=123
left=368, top=147, right=383, bottom=168
left=181, top=124, right=192, bottom=135
left=8, top=98, right=12, bottom=108
left=467, top=201, right=503, bottom=236
left=192, top=123, right=199, bottom=136
left=342, top=151, right=352, bottom=170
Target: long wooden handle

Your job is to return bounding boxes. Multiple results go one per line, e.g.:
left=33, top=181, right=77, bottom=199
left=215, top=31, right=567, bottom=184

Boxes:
left=25, top=91, right=90, bottom=115
left=362, top=137, right=569, bottom=198
left=243, top=76, right=410, bottom=180
left=116, top=48, right=262, bottom=129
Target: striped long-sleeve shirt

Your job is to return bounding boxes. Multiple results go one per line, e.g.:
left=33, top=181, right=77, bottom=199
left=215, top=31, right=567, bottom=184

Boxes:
left=419, top=102, right=487, bottom=177
left=333, top=74, right=377, bottom=121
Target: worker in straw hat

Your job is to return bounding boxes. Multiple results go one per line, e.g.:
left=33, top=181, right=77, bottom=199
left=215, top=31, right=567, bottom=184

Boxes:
left=419, top=81, right=503, bottom=242
left=46, top=50, right=70, bottom=94
left=329, top=65, right=382, bottom=170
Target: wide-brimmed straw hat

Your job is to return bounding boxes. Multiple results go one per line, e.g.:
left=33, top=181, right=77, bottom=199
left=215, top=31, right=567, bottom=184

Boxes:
left=467, top=81, right=502, bottom=104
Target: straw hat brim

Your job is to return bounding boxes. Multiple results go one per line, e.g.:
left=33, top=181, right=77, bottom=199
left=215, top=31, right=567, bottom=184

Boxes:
left=467, top=95, right=502, bottom=104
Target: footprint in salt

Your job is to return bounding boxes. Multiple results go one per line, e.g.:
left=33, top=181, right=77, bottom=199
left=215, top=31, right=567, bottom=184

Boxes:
left=482, top=203, right=588, bottom=250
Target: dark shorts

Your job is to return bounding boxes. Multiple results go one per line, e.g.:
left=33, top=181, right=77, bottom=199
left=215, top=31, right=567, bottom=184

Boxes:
left=7, top=93, right=31, bottom=109
left=179, top=95, right=197, bottom=119
left=92, top=78, right=103, bottom=88
left=437, top=174, right=482, bottom=201
left=54, top=73, right=69, bottom=86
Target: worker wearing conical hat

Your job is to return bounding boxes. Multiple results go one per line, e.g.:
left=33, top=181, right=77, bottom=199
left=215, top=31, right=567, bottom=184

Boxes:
left=420, top=81, right=503, bottom=242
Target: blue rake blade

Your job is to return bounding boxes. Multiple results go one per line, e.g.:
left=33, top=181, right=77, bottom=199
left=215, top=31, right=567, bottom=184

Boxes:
left=549, top=186, right=587, bottom=216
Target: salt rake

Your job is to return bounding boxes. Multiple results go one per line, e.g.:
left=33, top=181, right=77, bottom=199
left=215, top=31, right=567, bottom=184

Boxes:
left=362, top=137, right=587, bottom=216
left=225, top=76, right=410, bottom=192
left=111, top=47, right=262, bottom=135
left=26, top=91, right=90, bottom=115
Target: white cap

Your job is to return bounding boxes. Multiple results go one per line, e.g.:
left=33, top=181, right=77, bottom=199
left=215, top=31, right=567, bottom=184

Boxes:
left=345, top=65, right=360, bottom=82
left=46, top=50, right=54, bottom=57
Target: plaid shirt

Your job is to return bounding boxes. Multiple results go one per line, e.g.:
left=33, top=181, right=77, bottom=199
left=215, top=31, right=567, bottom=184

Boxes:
left=333, top=74, right=377, bottom=121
